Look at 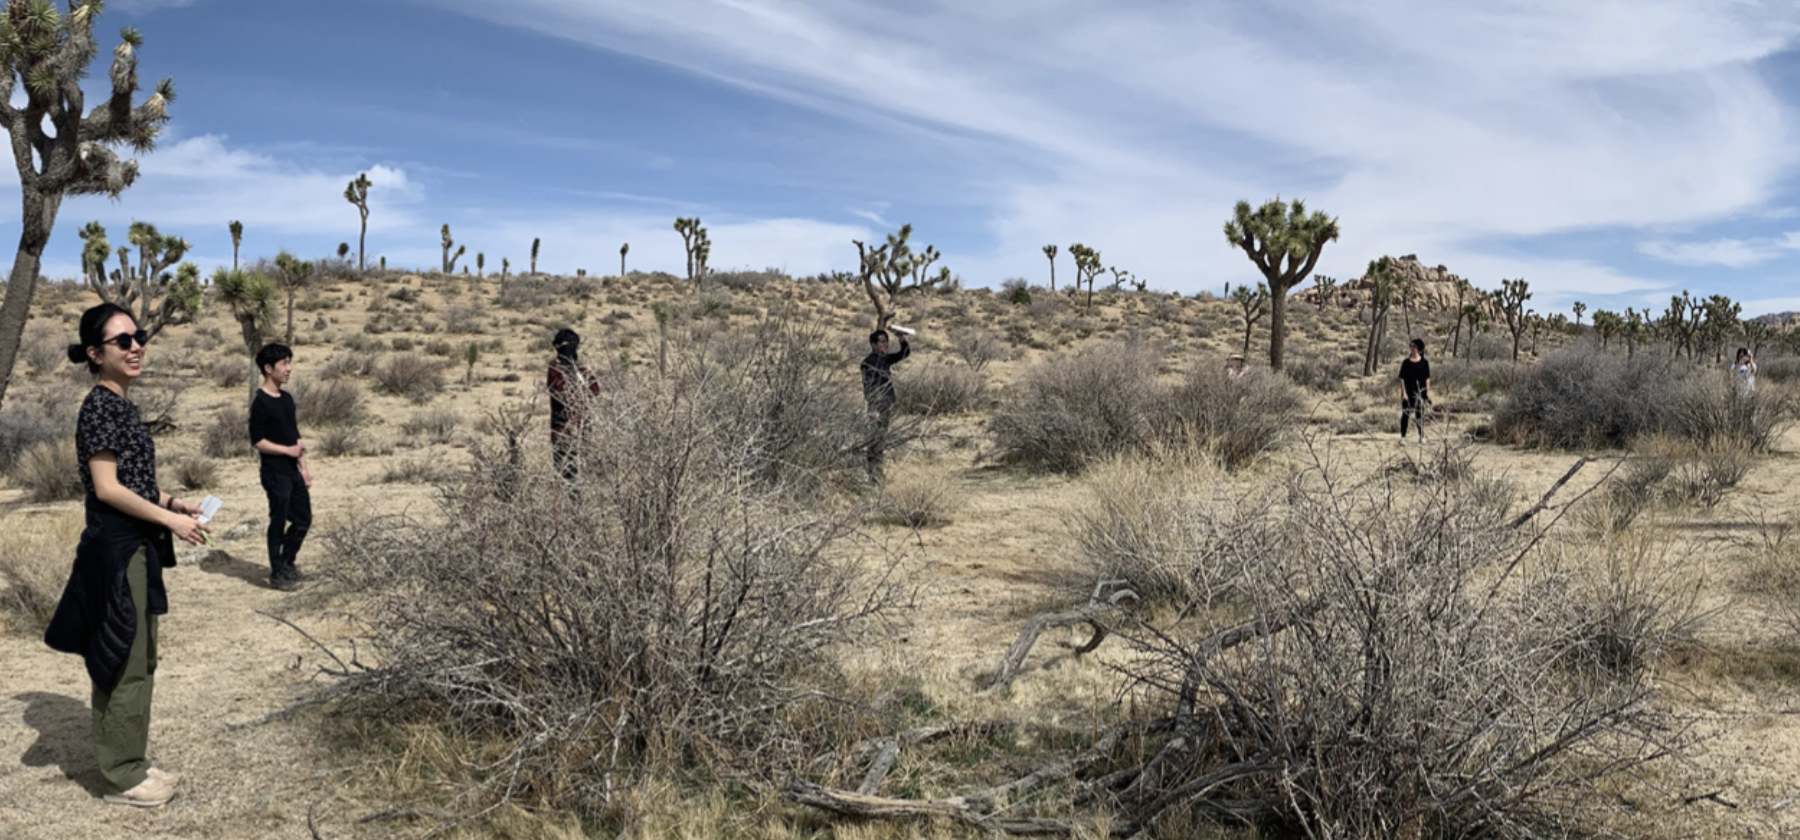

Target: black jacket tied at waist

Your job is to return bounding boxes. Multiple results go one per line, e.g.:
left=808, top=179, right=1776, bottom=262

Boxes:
left=43, top=500, right=175, bottom=689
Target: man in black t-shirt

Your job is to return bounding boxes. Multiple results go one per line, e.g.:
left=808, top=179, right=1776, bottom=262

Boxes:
left=1397, top=337, right=1431, bottom=445
left=248, top=343, right=311, bottom=590
left=861, top=329, right=911, bottom=480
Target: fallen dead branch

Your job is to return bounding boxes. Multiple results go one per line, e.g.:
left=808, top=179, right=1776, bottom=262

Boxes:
left=979, top=579, right=1137, bottom=696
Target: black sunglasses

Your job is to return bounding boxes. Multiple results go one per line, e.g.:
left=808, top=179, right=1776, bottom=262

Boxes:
left=100, top=330, right=149, bottom=351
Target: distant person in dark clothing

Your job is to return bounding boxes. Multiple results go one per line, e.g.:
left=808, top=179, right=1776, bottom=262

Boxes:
left=548, top=328, right=600, bottom=481
left=1398, top=337, right=1431, bottom=445
left=861, top=328, right=911, bottom=479
left=249, top=343, right=311, bottom=590
left=45, top=302, right=206, bottom=808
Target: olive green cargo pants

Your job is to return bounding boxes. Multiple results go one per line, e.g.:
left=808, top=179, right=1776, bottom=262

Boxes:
left=91, top=546, right=156, bottom=796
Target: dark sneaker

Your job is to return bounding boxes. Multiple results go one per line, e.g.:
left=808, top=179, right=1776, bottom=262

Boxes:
left=270, top=574, right=301, bottom=591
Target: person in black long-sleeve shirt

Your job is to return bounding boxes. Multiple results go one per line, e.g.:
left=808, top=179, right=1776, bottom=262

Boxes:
left=861, top=329, right=911, bottom=479
left=248, top=343, right=311, bottom=590
left=1397, top=337, right=1431, bottom=445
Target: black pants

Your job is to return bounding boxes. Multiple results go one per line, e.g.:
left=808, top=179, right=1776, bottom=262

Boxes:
left=261, top=468, right=312, bottom=577
left=1400, top=392, right=1429, bottom=438
left=866, top=402, right=894, bottom=478
left=553, top=431, right=578, bottom=482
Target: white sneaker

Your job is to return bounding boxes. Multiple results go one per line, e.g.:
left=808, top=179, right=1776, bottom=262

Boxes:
left=104, top=775, right=175, bottom=808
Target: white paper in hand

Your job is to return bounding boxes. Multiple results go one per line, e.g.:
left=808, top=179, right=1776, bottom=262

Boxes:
left=197, top=495, right=223, bottom=525
left=890, top=325, right=915, bottom=336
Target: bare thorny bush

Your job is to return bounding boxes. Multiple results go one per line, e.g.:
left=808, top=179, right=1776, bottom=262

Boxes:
left=325, top=318, right=915, bottom=822
left=1072, top=451, right=1696, bottom=837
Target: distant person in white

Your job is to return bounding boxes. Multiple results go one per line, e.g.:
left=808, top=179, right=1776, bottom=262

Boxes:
left=1734, top=347, right=1757, bottom=395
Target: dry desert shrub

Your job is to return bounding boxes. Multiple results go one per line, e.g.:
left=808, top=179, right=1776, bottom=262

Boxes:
left=327, top=362, right=908, bottom=821
left=951, top=328, right=1004, bottom=372
left=202, top=403, right=252, bottom=459
left=1161, top=366, right=1303, bottom=470
left=397, top=408, right=461, bottom=445
left=874, top=460, right=962, bottom=528
left=0, top=511, right=81, bottom=633
left=1497, top=348, right=1794, bottom=451
left=1430, top=358, right=1529, bottom=397
left=0, top=387, right=76, bottom=475
left=1070, top=452, right=1251, bottom=607
left=990, top=340, right=1163, bottom=473
left=1106, top=457, right=1693, bottom=837
left=991, top=340, right=1301, bottom=473
left=894, top=363, right=987, bottom=416
left=12, top=439, right=80, bottom=502
left=1281, top=352, right=1350, bottom=394
left=170, top=454, right=219, bottom=491
left=292, top=378, right=365, bottom=428
left=373, top=352, right=447, bottom=403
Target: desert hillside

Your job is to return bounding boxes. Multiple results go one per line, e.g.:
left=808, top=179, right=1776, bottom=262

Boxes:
left=3, top=268, right=1799, bottom=839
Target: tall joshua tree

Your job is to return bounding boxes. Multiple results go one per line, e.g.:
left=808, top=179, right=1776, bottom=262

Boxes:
left=344, top=171, right=370, bottom=271
left=213, top=266, right=275, bottom=394
left=79, top=219, right=197, bottom=340
left=1068, top=243, right=1103, bottom=309
left=229, top=219, right=242, bottom=270
left=1571, top=300, right=1586, bottom=329
left=1223, top=198, right=1340, bottom=372
left=1495, top=277, right=1531, bottom=362
left=1230, top=282, right=1268, bottom=357
left=1042, top=244, right=1057, bottom=291
left=529, top=237, right=539, bottom=275
left=0, top=0, right=175, bottom=410
left=674, top=217, right=709, bottom=284
left=440, top=224, right=465, bottom=274
left=619, top=242, right=628, bottom=279
left=271, top=250, right=312, bottom=345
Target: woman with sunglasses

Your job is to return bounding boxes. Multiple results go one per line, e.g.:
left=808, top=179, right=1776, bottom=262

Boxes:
left=44, top=303, right=208, bottom=808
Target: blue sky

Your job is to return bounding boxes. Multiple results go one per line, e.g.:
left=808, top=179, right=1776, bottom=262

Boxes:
left=6, top=0, right=1800, bottom=316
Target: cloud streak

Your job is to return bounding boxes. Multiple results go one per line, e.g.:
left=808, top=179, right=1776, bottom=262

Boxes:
left=425, top=0, right=1800, bottom=310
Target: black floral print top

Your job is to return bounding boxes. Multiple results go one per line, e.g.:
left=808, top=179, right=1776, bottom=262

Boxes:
left=76, top=385, right=158, bottom=507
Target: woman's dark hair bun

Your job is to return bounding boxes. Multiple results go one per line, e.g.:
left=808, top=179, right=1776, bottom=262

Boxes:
left=66, top=343, right=88, bottom=364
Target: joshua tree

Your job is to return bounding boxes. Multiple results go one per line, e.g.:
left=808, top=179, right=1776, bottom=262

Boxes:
left=620, top=242, right=628, bottom=279
left=1699, top=294, right=1741, bottom=363
left=1571, top=300, right=1586, bottom=329
left=1591, top=310, right=1620, bottom=350
left=1310, top=274, right=1338, bottom=317
left=1462, top=306, right=1488, bottom=361
left=1624, top=308, right=1647, bottom=358
left=854, top=224, right=951, bottom=330
left=1361, top=257, right=1398, bottom=376
left=271, top=250, right=313, bottom=346
left=1068, top=242, right=1103, bottom=309
left=1449, top=278, right=1472, bottom=359
left=440, top=224, right=464, bottom=274
left=0, top=1, right=176, bottom=410
left=1042, top=244, right=1057, bottom=291
left=463, top=340, right=479, bottom=390
left=651, top=300, right=670, bottom=377
left=213, top=267, right=275, bottom=393
left=476, top=252, right=485, bottom=278
left=674, top=217, right=709, bottom=284
left=1230, top=281, right=1268, bottom=357
left=530, top=237, right=540, bottom=275
left=229, top=220, right=243, bottom=271
left=1223, top=197, right=1340, bottom=372
left=379, top=256, right=386, bottom=271
left=79, top=220, right=198, bottom=341
left=1495, top=278, right=1531, bottom=362
left=500, top=256, right=509, bottom=287
left=344, top=171, right=370, bottom=271
left=336, top=242, right=349, bottom=260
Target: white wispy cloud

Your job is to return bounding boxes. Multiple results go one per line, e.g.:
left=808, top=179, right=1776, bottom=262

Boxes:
left=423, top=0, right=1800, bottom=310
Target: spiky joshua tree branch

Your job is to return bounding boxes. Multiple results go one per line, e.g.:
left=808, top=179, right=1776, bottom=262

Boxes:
left=0, top=0, right=176, bottom=409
